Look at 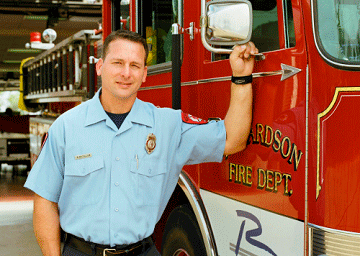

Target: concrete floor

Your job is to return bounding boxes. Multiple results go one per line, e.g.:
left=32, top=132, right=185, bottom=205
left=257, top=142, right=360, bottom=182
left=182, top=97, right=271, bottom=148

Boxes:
left=0, top=166, right=42, bottom=256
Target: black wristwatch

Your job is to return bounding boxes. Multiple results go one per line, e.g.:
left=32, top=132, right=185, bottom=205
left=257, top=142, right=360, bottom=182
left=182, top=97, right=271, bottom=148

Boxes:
left=231, top=75, right=253, bottom=85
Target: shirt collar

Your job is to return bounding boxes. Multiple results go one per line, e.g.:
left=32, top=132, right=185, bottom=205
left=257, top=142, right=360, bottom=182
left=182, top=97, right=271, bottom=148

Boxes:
left=85, top=89, right=108, bottom=127
left=126, top=98, right=153, bottom=128
left=85, top=89, right=153, bottom=128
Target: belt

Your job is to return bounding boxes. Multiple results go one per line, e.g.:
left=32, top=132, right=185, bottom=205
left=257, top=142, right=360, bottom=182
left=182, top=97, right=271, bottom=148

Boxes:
left=65, top=233, right=154, bottom=256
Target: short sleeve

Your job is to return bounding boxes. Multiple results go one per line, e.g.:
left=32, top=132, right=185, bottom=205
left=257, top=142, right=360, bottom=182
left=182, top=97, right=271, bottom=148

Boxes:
left=24, top=119, right=65, bottom=203
left=176, top=115, right=226, bottom=165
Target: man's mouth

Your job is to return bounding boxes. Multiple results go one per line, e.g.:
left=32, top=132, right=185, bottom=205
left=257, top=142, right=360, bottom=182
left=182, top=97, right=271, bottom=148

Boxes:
left=116, top=81, right=132, bottom=87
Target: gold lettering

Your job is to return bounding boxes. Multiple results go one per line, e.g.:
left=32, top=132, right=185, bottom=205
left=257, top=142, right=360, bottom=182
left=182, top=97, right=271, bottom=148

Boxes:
left=266, top=170, right=274, bottom=191
left=272, top=129, right=282, bottom=152
left=246, top=166, right=252, bottom=186
left=274, top=171, right=282, bottom=192
left=248, top=127, right=256, bottom=144
left=280, top=137, right=292, bottom=158
left=229, top=164, right=253, bottom=187
left=229, top=163, right=236, bottom=182
left=256, top=123, right=264, bottom=145
left=288, top=143, right=303, bottom=171
left=263, top=125, right=274, bottom=147
left=256, top=168, right=292, bottom=196
left=283, top=173, right=292, bottom=196
left=257, top=168, right=266, bottom=189
left=238, top=165, right=246, bottom=184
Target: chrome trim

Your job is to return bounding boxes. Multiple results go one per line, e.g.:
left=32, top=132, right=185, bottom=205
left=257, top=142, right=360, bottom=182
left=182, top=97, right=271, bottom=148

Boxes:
left=136, top=0, right=182, bottom=75
left=178, top=171, right=218, bottom=256
left=23, top=30, right=100, bottom=68
left=138, top=76, right=231, bottom=92
left=310, top=0, right=360, bottom=70
left=103, top=249, right=116, bottom=256
left=282, top=0, right=291, bottom=49
left=31, top=96, right=84, bottom=103
left=139, top=84, right=171, bottom=91
left=30, top=117, right=56, bottom=125
left=282, top=0, right=287, bottom=49
left=147, top=62, right=172, bottom=76
left=200, top=0, right=252, bottom=54
left=25, top=89, right=86, bottom=99
left=25, top=89, right=87, bottom=103
left=140, top=63, right=300, bottom=92
left=309, top=223, right=360, bottom=255
left=309, top=224, right=360, bottom=238
left=305, top=65, right=309, bottom=255
left=309, top=226, right=313, bottom=256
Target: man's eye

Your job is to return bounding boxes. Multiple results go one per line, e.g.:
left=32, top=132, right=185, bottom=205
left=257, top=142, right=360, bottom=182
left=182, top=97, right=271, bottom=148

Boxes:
left=131, top=64, right=140, bottom=69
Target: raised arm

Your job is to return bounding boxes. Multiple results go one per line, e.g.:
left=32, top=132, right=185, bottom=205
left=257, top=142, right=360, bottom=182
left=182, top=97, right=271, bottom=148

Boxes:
left=224, top=42, right=258, bottom=155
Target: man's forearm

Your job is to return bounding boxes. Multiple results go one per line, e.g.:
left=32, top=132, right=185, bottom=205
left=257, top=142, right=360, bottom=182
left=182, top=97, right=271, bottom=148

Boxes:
left=224, top=83, right=253, bottom=155
left=33, top=194, right=61, bottom=256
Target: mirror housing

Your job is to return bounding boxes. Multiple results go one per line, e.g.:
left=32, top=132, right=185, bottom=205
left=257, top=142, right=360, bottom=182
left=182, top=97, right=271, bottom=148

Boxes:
left=201, top=0, right=253, bottom=54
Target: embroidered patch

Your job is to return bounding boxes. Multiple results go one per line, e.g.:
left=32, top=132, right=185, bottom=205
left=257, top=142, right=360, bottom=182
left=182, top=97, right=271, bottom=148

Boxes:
left=37, top=132, right=48, bottom=157
left=181, top=112, right=208, bottom=124
left=41, top=133, right=48, bottom=150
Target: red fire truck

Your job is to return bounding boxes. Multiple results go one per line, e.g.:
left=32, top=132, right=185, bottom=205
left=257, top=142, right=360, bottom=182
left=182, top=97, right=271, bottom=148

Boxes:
left=20, top=0, right=360, bottom=255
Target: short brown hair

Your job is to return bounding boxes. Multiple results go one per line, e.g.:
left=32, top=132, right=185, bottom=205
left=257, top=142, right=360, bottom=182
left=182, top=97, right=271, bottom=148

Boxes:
left=102, top=30, right=149, bottom=65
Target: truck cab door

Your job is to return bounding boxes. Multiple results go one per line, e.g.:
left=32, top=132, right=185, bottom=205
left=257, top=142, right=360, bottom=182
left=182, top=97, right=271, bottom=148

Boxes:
left=197, top=0, right=308, bottom=255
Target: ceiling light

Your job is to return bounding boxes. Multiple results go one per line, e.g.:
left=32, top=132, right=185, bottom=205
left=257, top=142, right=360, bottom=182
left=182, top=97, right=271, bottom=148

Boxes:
left=0, top=69, right=19, bottom=73
left=69, top=16, right=100, bottom=22
left=7, top=49, right=42, bottom=54
left=23, top=15, right=66, bottom=21
left=24, top=15, right=48, bottom=21
left=2, top=60, right=22, bottom=64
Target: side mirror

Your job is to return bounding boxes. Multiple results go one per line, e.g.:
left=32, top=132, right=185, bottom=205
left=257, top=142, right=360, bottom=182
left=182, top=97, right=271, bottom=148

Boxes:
left=201, top=0, right=253, bottom=54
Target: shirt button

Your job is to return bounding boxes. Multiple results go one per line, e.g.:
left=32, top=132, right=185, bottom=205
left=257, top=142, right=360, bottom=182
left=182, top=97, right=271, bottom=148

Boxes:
left=148, top=169, right=152, bottom=174
left=115, top=182, right=119, bottom=186
left=116, top=157, right=120, bottom=161
left=114, top=208, right=119, bottom=212
left=114, top=233, right=118, bottom=238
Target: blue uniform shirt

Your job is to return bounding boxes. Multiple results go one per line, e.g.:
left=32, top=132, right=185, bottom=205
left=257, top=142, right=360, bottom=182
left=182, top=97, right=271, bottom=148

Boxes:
left=25, top=89, right=226, bottom=246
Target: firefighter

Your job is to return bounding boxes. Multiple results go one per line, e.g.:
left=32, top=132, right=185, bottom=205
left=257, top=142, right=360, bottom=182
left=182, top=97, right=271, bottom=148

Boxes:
left=25, top=30, right=258, bottom=256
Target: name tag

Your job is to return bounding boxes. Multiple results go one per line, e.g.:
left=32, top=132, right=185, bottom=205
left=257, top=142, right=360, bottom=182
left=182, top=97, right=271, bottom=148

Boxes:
left=75, top=153, right=92, bottom=160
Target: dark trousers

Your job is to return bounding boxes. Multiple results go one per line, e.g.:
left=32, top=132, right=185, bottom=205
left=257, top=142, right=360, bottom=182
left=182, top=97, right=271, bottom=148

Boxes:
left=62, top=242, right=161, bottom=256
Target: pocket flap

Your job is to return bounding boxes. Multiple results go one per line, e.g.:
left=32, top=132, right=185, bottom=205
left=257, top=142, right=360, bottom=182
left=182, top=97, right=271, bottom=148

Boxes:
left=66, top=155, right=104, bottom=176
left=136, top=160, right=166, bottom=177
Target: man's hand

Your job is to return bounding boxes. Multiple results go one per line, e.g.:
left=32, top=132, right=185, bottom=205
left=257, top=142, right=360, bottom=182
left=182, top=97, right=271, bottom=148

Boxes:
left=230, top=42, right=258, bottom=77
left=224, top=42, right=258, bottom=155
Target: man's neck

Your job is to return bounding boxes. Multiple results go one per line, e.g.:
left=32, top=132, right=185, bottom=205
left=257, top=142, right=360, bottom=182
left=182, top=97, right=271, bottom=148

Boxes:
left=100, top=92, right=136, bottom=114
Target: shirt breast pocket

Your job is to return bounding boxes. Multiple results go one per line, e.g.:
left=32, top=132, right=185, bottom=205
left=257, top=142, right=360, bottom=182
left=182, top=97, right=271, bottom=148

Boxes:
left=64, top=155, right=105, bottom=205
left=131, top=160, right=167, bottom=206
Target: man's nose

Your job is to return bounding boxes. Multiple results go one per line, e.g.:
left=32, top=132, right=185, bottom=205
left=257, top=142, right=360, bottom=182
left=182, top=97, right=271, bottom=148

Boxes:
left=120, top=65, right=131, bottom=78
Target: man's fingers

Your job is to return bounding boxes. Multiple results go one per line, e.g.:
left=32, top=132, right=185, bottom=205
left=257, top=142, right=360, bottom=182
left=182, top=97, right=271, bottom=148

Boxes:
left=232, top=42, right=259, bottom=59
left=248, top=41, right=257, bottom=55
left=232, top=42, right=259, bottom=60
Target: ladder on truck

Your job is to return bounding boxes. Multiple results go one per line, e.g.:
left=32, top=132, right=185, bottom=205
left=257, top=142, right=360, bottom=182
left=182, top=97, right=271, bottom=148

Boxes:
left=22, top=30, right=102, bottom=104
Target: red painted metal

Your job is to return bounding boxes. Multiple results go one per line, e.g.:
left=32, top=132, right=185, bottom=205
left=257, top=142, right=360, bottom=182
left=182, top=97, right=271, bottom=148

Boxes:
left=300, top=0, right=360, bottom=233
left=196, top=0, right=308, bottom=221
left=28, top=0, right=360, bottom=251
left=102, top=0, right=112, bottom=41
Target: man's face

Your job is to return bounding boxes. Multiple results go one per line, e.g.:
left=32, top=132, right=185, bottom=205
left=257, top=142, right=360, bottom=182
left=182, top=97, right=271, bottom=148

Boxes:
left=96, top=38, right=147, bottom=103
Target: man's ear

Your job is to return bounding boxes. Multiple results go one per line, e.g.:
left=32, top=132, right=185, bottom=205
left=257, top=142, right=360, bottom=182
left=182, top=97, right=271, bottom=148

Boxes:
left=142, top=66, right=148, bottom=83
left=96, top=58, right=103, bottom=76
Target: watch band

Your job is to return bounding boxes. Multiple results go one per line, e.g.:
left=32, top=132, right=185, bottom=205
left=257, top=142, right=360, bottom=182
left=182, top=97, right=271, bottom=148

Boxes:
left=231, top=75, right=253, bottom=85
